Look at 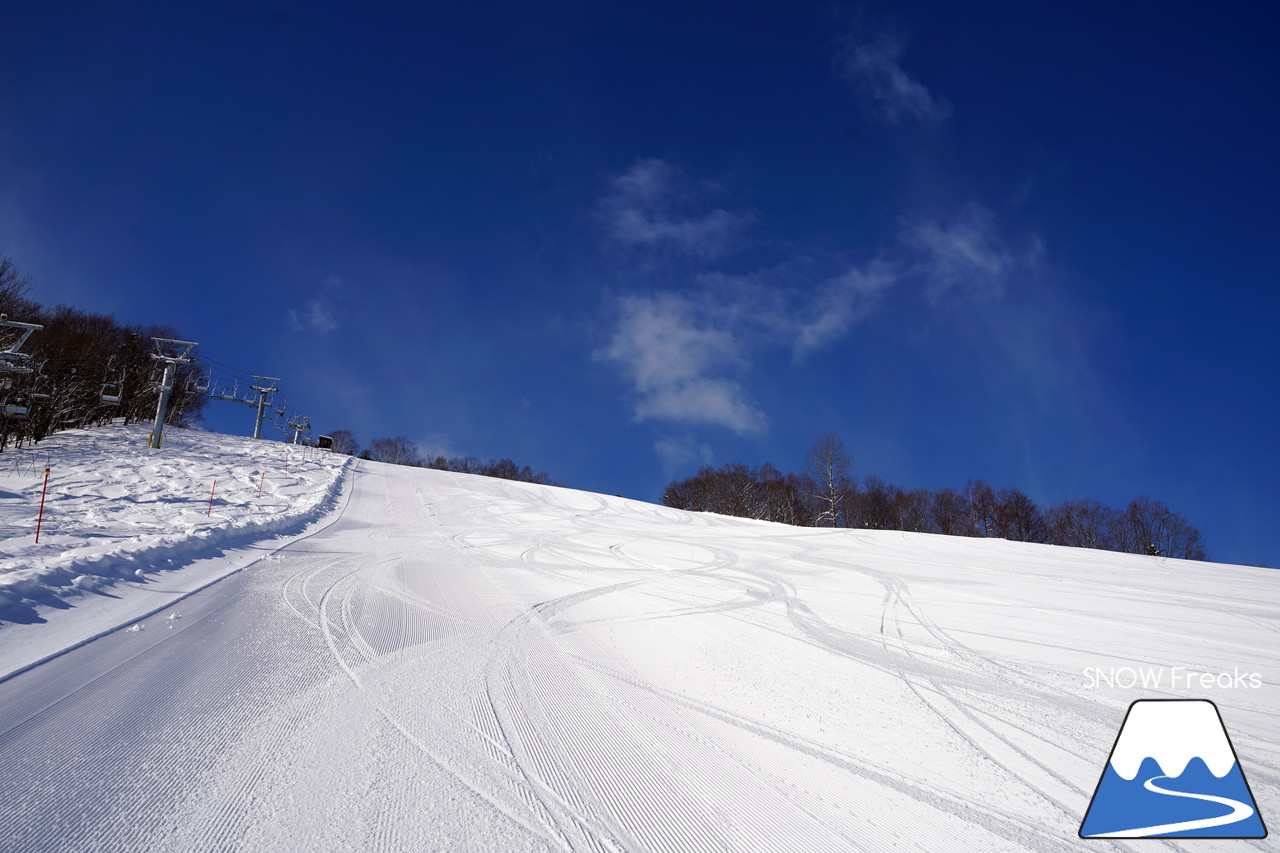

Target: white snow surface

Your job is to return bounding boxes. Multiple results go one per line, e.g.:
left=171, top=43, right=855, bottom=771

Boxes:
left=1109, top=700, right=1238, bottom=780
left=0, top=425, right=1276, bottom=851
left=0, top=422, right=349, bottom=673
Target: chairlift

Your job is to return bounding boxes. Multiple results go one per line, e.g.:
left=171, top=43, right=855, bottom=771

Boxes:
left=29, top=362, right=51, bottom=400
left=90, top=360, right=120, bottom=404
left=188, top=370, right=212, bottom=393
left=4, top=403, right=29, bottom=420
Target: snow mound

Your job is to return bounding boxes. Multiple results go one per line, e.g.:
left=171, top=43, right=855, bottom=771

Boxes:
left=0, top=423, right=350, bottom=623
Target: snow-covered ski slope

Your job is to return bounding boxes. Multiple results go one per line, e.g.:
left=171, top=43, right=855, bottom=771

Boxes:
left=0, top=426, right=1275, bottom=851
left=0, top=423, right=349, bottom=674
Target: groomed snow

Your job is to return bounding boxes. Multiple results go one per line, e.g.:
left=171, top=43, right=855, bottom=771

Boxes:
left=0, top=425, right=1275, bottom=851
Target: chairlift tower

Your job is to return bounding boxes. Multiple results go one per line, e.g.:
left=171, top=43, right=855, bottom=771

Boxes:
left=148, top=338, right=198, bottom=448
left=207, top=373, right=291, bottom=442
left=250, top=376, right=281, bottom=440
left=286, top=414, right=311, bottom=445
left=0, top=315, right=43, bottom=377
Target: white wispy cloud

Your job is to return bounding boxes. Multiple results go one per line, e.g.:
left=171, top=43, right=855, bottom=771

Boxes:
left=599, top=159, right=753, bottom=258
left=598, top=257, right=898, bottom=433
left=596, top=159, right=1046, bottom=439
left=287, top=299, right=338, bottom=333
left=791, top=260, right=897, bottom=360
left=288, top=274, right=346, bottom=333
left=598, top=293, right=766, bottom=434
left=901, top=203, right=1042, bottom=300
left=837, top=32, right=952, bottom=124
left=637, top=377, right=766, bottom=434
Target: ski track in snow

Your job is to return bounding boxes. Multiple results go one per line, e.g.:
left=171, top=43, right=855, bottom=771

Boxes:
left=0, top=428, right=1276, bottom=851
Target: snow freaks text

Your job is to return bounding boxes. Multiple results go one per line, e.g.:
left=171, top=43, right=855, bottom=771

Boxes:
left=1083, top=667, right=1263, bottom=690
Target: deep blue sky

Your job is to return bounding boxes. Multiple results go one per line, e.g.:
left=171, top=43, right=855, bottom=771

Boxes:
left=2, top=2, right=1276, bottom=566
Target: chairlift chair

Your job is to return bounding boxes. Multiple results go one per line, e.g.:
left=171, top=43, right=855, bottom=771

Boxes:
left=30, top=362, right=52, bottom=400
left=188, top=370, right=212, bottom=393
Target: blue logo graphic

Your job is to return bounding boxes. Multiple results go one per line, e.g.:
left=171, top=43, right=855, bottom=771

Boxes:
left=1080, top=699, right=1267, bottom=838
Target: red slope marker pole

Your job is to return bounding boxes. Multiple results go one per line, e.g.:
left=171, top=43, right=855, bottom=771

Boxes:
left=258, top=470, right=266, bottom=498
left=35, top=467, right=50, bottom=543
left=208, top=479, right=217, bottom=516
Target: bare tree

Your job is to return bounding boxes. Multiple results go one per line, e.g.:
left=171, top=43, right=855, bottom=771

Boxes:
left=994, top=487, right=1047, bottom=542
left=931, top=487, right=970, bottom=536
left=895, top=488, right=933, bottom=533
left=1115, top=496, right=1207, bottom=560
left=719, top=463, right=765, bottom=519
left=1045, top=498, right=1117, bottom=550
left=805, top=433, right=852, bottom=528
left=855, top=475, right=901, bottom=529
left=483, top=458, right=521, bottom=480
left=420, top=452, right=560, bottom=485
left=662, top=476, right=702, bottom=511
left=366, top=435, right=422, bottom=466
left=325, top=429, right=360, bottom=455
left=964, top=479, right=998, bottom=537
left=0, top=256, right=35, bottom=317
left=759, top=463, right=811, bottom=526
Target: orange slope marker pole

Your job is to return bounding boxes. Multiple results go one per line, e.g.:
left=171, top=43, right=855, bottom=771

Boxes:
left=208, top=479, right=217, bottom=516
left=35, top=467, right=50, bottom=543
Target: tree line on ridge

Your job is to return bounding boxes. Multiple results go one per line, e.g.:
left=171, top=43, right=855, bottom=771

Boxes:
left=322, top=430, right=560, bottom=486
left=661, top=433, right=1208, bottom=560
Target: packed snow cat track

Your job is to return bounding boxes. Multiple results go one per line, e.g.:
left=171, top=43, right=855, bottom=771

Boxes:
left=1, top=460, right=1276, bottom=851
